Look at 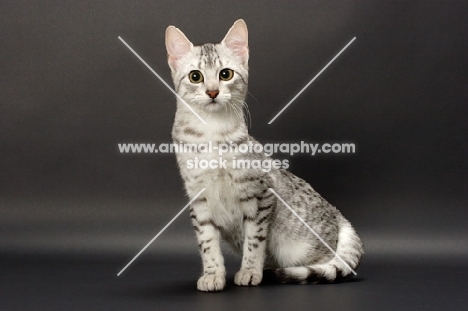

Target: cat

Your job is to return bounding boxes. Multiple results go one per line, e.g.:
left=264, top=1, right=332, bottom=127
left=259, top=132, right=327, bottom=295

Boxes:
left=165, top=19, right=363, bottom=292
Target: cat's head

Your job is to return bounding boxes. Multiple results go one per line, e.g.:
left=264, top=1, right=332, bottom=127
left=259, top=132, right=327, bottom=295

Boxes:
left=165, top=19, right=249, bottom=114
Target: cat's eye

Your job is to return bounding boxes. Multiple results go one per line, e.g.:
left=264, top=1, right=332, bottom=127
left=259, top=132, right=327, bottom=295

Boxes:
left=189, top=70, right=204, bottom=83
left=219, top=69, right=234, bottom=81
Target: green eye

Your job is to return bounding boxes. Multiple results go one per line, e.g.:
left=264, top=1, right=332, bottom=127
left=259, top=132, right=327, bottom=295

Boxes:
left=219, top=68, right=234, bottom=81
left=189, top=70, right=204, bottom=83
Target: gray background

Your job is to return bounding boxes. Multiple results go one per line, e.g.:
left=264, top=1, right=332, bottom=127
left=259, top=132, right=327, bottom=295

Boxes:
left=1, top=1, right=467, bottom=310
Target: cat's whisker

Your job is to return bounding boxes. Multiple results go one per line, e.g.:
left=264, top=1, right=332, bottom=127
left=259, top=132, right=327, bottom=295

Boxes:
left=242, top=101, right=252, bottom=128
left=232, top=100, right=245, bottom=125
left=229, top=102, right=242, bottom=125
left=224, top=101, right=231, bottom=120
left=248, top=91, right=259, bottom=105
left=232, top=99, right=245, bottom=127
left=232, top=97, right=251, bottom=128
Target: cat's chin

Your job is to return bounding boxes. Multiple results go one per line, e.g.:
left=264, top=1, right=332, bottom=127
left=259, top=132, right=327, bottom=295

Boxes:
left=202, top=101, right=226, bottom=113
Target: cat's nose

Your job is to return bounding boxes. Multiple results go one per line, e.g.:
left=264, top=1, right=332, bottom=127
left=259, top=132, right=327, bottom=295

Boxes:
left=206, top=90, right=219, bottom=99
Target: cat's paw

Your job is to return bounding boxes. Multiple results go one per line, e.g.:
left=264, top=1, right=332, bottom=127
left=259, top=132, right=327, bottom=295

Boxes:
left=234, top=268, right=262, bottom=286
left=197, top=274, right=226, bottom=292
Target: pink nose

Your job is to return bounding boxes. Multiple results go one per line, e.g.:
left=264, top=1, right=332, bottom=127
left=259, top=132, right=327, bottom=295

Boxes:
left=206, top=90, right=219, bottom=99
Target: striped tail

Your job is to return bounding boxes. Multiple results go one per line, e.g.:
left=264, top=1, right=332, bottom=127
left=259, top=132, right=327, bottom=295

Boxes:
left=273, top=218, right=364, bottom=284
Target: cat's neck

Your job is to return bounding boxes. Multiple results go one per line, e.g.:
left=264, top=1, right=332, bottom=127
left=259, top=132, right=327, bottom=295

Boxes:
left=172, top=101, right=248, bottom=143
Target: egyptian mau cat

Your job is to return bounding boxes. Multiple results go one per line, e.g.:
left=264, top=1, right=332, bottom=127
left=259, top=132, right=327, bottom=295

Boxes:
left=165, top=19, right=363, bottom=292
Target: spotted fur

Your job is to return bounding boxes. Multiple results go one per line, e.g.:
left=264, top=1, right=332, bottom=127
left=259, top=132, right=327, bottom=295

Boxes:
left=165, top=19, right=363, bottom=292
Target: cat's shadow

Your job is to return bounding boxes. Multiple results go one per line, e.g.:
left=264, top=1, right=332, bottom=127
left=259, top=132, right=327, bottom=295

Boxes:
left=261, top=270, right=365, bottom=286
left=112, top=273, right=364, bottom=301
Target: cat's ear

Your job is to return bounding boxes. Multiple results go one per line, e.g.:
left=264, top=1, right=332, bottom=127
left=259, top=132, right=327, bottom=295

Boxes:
left=165, top=26, right=193, bottom=70
left=222, top=19, right=249, bottom=65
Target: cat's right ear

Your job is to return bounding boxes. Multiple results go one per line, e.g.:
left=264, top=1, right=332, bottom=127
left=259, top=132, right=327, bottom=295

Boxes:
left=165, top=26, right=193, bottom=71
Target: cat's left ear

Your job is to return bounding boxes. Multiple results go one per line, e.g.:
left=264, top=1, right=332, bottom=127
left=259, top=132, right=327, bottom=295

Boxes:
left=165, top=25, right=193, bottom=71
left=222, top=19, right=249, bottom=66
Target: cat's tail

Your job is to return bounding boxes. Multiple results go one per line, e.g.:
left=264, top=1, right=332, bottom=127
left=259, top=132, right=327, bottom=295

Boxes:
left=273, top=217, right=364, bottom=284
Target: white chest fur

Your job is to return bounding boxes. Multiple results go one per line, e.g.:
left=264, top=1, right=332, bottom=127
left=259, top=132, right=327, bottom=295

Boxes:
left=178, top=150, right=244, bottom=229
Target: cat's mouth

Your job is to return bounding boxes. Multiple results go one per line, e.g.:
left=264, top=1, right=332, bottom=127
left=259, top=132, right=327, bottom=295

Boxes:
left=202, top=99, right=225, bottom=112
left=205, top=97, right=221, bottom=105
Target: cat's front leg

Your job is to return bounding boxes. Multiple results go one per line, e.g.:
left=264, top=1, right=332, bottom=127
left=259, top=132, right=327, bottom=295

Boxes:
left=235, top=190, right=275, bottom=286
left=190, top=198, right=226, bottom=292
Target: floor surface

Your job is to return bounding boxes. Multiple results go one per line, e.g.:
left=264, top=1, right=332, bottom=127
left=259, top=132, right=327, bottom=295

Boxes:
left=2, top=253, right=467, bottom=310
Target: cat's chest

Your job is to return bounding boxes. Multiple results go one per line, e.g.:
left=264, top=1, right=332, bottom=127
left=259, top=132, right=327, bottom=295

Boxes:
left=193, top=166, right=239, bottom=203
left=172, top=121, right=249, bottom=227
left=185, top=162, right=245, bottom=227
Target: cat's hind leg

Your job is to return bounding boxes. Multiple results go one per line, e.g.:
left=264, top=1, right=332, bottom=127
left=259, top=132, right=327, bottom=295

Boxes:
left=273, top=218, right=363, bottom=284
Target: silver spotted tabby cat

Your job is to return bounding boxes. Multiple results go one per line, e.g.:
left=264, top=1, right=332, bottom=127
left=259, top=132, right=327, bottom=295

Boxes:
left=165, top=19, right=363, bottom=292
